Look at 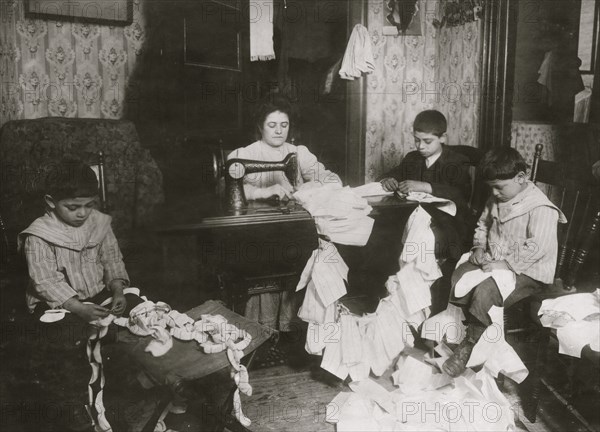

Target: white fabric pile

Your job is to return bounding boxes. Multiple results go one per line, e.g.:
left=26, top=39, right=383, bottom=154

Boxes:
left=296, top=239, right=348, bottom=356
left=538, top=289, right=600, bottom=357
left=326, top=365, right=516, bottom=432
left=114, top=300, right=254, bottom=427
left=294, top=183, right=374, bottom=246
left=295, top=206, right=442, bottom=381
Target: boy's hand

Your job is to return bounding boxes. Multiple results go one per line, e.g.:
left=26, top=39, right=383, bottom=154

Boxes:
left=380, top=177, right=400, bottom=192
left=469, top=248, right=486, bottom=266
left=111, top=292, right=127, bottom=316
left=481, top=260, right=510, bottom=272
left=397, top=180, right=432, bottom=194
left=65, top=299, right=110, bottom=323
left=108, top=280, right=127, bottom=316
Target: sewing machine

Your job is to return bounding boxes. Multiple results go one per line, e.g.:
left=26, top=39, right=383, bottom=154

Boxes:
left=217, top=152, right=298, bottom=211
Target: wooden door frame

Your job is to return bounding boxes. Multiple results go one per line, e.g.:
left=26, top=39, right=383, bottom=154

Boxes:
left=478, top=0, right=518, bottom=150
left=345, top=0, right=368, bottom=186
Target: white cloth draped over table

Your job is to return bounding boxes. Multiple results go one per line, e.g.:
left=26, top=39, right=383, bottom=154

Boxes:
left=294, top=183, right=374, bottom=246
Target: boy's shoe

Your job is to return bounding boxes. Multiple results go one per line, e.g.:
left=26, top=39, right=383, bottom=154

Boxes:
left=168, top=400, right=188, bottom=414
left=441, top=337, right=475, bottom=377
left=441, top=323, right=486, bottom=377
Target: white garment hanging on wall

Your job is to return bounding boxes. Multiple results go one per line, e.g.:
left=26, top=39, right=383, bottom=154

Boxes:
left=339, top=24, right=375, bottom=80
left=250, top=0, right=276, bottom=61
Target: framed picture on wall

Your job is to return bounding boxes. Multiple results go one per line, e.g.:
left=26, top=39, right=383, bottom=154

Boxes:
left=25, top=0, right=133, bottom=26
left=383, top=0, right=422, bottom=36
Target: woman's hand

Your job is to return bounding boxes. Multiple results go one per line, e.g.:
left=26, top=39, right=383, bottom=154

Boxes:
left=469, top=248, right=486, bottom=266
left=397, top=180, right=432, bottom=194
left=256, top=184, right=293, bottom=200
left=380, top=177, right=399, bottom=192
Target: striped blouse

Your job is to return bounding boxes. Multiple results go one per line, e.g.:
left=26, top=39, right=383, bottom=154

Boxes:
left=22, top=212, right=129, bottom=311
left=472, top=182, right=565, bottom=284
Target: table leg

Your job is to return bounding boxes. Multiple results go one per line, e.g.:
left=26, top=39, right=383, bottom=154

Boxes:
left=141, top=387, right=171, bottom=432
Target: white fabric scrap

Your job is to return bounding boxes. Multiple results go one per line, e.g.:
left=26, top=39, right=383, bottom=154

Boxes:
left=395, top=206, right=442, bottom=321
left=454, top=268, right=516, bottom=301
left=334, top=365, right=516, bottom=432
left=326, top=392, right=352, bottom=424
left=392, top=355, right=434, bottom=393
left=538, top=289, right=600, bottom=328
left=538, top=289, right=600, bottom=358
left=467, top=306, right=529, bottom=383
left=348, top=379, right=395, bottom=413
left=352, top=182, right=394, bottom=197
left=405, top=192, right=457, bottom=216
left=339, top=24, right=375, bottom=80
left=420, top=304, right=466, bottom=344
left=557, top=319, right=600, bottom=358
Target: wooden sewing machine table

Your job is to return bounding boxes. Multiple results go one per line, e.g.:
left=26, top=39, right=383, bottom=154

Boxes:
left=156, top=196, right=421, bottom=311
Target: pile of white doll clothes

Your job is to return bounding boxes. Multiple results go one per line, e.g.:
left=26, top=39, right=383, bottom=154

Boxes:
left=294, top=204, right=447, bottom=381
left=325, top=360, right=517, bottom=432
left=538, top=289, right=600, bottom=358
left=294, top=183, right=375, bottom=247
left=296, top=239, right=348, bottom=356
left=114, top=300, right=254, bottom=427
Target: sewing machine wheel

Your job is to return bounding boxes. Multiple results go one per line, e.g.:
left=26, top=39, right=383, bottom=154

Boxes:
left=227, top=161, right=246, bottom=179
left=212, top=150, right=226, bottom=201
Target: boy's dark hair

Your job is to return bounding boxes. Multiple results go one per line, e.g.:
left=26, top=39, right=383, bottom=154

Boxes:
left=255, top=93, right=294, bottom=133
left=42, top=158, right=99, bottom=201
left=478, top=147, right=528, bottom=181
left=413, top=110, right=447, bottom=137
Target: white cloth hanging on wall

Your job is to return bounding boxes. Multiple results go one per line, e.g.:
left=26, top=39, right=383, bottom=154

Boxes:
left=339, top=24, right=375, bottom=80
left=250, top=0, right=276, bottom=61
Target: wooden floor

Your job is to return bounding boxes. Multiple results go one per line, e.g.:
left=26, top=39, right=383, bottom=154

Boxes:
left=241, top=355, right=537, bottom=432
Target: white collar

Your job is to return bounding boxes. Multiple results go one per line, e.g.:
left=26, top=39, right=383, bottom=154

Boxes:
left=426, top=151, right=442, bottom=168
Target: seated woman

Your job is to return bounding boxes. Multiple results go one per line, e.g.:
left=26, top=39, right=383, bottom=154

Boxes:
left=228, top=95, right=342, bottom=331
left=229, top=96, right=341, bottom=201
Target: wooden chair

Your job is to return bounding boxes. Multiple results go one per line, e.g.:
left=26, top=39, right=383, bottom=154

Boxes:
left=505, top=143, right=600, bottom=422
left=450, top=144, right=487, bottom=223
left=90, top=150, right=108, bottom=213
left=530, top=143, right=600, bottom=291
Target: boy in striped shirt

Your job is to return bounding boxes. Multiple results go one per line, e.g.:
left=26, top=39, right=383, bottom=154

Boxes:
left=442, top=147, right=566, bottom=377
left=20, top=158, right=142, bottom=326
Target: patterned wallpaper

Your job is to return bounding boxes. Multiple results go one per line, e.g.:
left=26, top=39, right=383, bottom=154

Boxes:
left=0, top=0, right=146, bottom=126
left=365, top=0, right=482, bottom=181
left=511, top=121, right=557, bottom=164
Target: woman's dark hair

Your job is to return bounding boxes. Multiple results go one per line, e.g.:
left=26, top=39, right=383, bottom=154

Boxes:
left=477, top=147, right=528, bottom=181
left=255, top=94, right=294, bottom=134
left=413, top=110, right=447, bottom=137
left=42, top=157, right=99, bottom=201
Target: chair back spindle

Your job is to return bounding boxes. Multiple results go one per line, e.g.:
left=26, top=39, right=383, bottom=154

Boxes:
left=530, top=144, right=598, bottom=290
left=97, top=151, right=108, bottom=212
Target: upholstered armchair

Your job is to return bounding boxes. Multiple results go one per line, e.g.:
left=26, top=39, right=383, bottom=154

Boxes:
left=0, top=117, right=164, bottom=243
